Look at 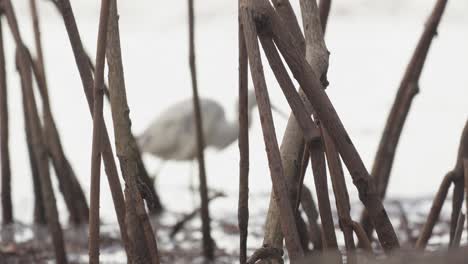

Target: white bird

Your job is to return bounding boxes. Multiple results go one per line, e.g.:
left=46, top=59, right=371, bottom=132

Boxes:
left=137, top=90, right=285, bottom=162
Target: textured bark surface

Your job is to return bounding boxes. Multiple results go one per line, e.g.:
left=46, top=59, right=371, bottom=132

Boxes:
left=188, top=0, right=214, bottom=260
left=309, top=141, right=337, bottom=249
left=323, top=128, right=355, bottom=251
left=88, top=0, right=111, bottom=262
left=16, top=43, right=68, bottom=264
left=238, top=6, right=249, bottom=263
left=415, top=172, right=454, bottom=249
left=54, top=0, right=131, bottom=255
left=106, top=1, right=160, bottom=262
left=360, top=0, right=449, bottom=241
left=300, top=186, right=322, bottom=250
left=29, top=0, right=89, bottom=225
left=3, top=1, right=67, bottom=261
left=247, top=0, right=399, bottom=250
left=241, top=5, right=304, bottom=260
left=0, top=16, right=12, bottom=225
left=258, top=0, right=329, bottom=259
left=416, top=120, right=468, bottom=249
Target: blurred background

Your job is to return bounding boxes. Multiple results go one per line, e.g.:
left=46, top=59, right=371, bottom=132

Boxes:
left=5, top=0, right=468, bottom=228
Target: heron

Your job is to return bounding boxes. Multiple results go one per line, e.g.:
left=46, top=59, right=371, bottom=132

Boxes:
left=137, top=90, right=286, bottom=188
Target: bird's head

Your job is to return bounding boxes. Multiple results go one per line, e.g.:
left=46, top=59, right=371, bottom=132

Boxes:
left=237, top=89, right=288, bottom=118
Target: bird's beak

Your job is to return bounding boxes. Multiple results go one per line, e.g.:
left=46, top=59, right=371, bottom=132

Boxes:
left=271, top=104, right=289, bottom=119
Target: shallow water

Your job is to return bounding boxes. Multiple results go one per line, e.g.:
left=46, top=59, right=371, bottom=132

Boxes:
left=1, top=0, right=467, bottom=261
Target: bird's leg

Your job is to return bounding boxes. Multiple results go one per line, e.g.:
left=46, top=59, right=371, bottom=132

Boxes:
left=151, top=161, right=166, bottom=185
left=189, top=160, right=199, bottom=206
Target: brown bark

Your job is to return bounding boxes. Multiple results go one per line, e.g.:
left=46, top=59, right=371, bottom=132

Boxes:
left=249, top=0, right=399, bottom=250
left=323, top=128, right=355, bottom=251
left=465, top=158, right=468, bottom=239
left=53, top=0, right=131, bottom=256
left=188, top=0, right=214, bottom=260
left=0, top=14, right=12, bottom=225
left=308, top=141, right=338, bottom=249
left=238, top=5, right=249, bottom=263
left=450, top=179, right=464, bottom=245
left=415, top=172, right=454, bottom=249
left=360, top=0, right=449, bottom=241
left=3, top=0, right=67, bottom=261
left=258, top=0, right=330, bottom=259
left=22, top=81, right=46, bottom=225
left=270, top=0, right=305, bottom=53
left=259, top=37, right=320, bottom=143
left=29, top=0, right=89, bottom=225
left=416, top=120, right=468, bottom=249
left=240, top=7, right=304, bottom=260
left=106, top=1, right=160, bottom=263
left=300, top=185, right=322, bottom=250
left=351, top=221, right=372, bottom=252
left=451, top=213, right=465, bottom=248
left=88, top=0, right=111, bottom=262
left=16, top=44, right=68, bottom=264
left=318, top=0, right=331, bottom=33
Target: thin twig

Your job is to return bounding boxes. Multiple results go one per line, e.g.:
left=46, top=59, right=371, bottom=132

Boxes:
left=88, top=0, right=111, bottom=262
left=308, top=141, right=338, bottom=249
left=451, top=213, right=465, bottom=248
left=323, top=128, right=355, bottom=252
left=0, top=12, right=12, bottom=225
left=360, top=0, right=449, bottom=241
left=30, top=0, right=89, bottom=226
left=351, top=221, right=372, bottom=252
left=53, top=0, right=131, bottom=257
left=238, top=2, right=249, bottom=262
left=259, top=0, right=331, bottom=257
left=241, top=5, right=304, bottom=260
left=415, top=172, right=454, bottom=249
left=300, top=186, right=322, bottom=250
left=318, top=0, right=331, bottom=33
left=188, top=0, right=214, bottom=260
left=171, top=192, right=225, bottom=238
left=250, top=0, right=399, bottom=250
left=465, top=158, right=468, bottom=239
left=3, top=0, right=67, bottom=261
left=295, top=143, right=310, bottom=213
left=106, top=1, right=160, bottom=262
left=450, top=179, right=464, bottom=245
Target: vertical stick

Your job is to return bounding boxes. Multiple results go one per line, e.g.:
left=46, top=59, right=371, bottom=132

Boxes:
left=257, top=0, right=399, bottom=249
left=241, top=7, right=304, bottom=260
left=20, top=52, right=46, bottom=225
left=318, top=0, right=331, bottom=33
left=3, top=0, right=67, bottom=261
left=53, top=0, right=132, bottom=256
left=450, top=180, right=464, bottom=245
left=188, top=0, right=214, bottom=260
left=16, top=46, right=68, bottom=264
left=451, top=213, right=465, bottom=248
left=308, top=142, right=338, bottom=249
left=415, top=172, right=454, bottom=249
left=323, top=128, right=355, bottom=251
left=106, top=0, right=160, bottom=262
left=0, top=15, right=12, bottom=225
left=88, top=0, right=111, bottom=262
left=465, top=158, right=468, bottom=239
left=361, top=0, right=449, bottom=241
left=238, top=3, right=249, bottom=263
left=259, top=0, right=331, bottom=257
left=300, top=186, right=322, bottom=250
left=29, top=0, right=89, bottom=225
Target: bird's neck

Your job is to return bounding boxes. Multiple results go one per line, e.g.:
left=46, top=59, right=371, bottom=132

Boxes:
left=211, top=107, right=254, bottom=150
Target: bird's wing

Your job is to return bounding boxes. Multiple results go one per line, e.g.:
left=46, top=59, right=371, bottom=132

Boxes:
left=139, top=100, right=197, bottom=159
